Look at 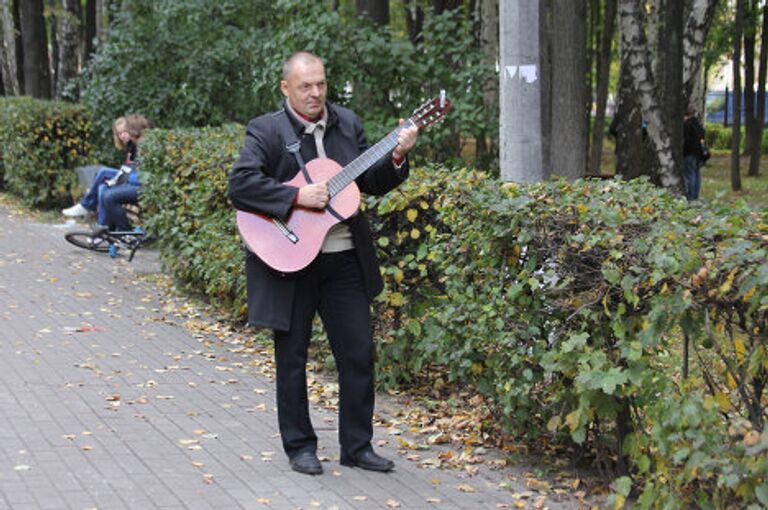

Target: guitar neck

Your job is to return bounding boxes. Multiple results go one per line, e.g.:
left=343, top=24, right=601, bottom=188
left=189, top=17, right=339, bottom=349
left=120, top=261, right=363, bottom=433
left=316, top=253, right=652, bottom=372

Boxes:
left=327, top=119, right=416, bottom=198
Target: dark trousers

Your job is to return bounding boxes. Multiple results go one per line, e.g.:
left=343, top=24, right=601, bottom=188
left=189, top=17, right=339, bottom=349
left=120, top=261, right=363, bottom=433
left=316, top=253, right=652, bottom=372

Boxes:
left=100, top=183, right=139, bottom=230
left=273, top=250, right=375, bottom=459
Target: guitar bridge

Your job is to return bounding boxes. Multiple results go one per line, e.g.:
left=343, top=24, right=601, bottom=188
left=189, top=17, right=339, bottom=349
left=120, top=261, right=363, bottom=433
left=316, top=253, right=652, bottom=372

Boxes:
left=272, top=218, right=299, bottom=244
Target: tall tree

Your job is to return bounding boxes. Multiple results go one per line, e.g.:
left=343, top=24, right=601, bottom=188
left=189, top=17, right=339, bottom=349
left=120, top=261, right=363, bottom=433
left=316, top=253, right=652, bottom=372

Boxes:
left=614, top=47, right=650, bottom=180
left=430, top=0, right=462, bottom=14
left=356, top=0, right=389, bottom=25
left=731, top=0, right=745, bottom=192
left=748, top=0, right=768, bottom=177
left=618, top=0, right=680, bottom=190
left=550, top=0, right=587, bottom=180
left=500, top=0, right=544, bottom=182
left=589, top=0, right=617, bottom=177
left=743, top=0, right=757, bottom=154
left=683, top=0, right=720, bottom=115
left=0, top=0, right=20, bottom=95
left=84, top=0, right=97, bottom=61
left=56, top=0, right=82, bottom=99
left=403, top=0, right=424, bottom=44
left=475, top=0, right=498, bottom=169
left=49, top=0, right=59, bottom=96
left=19, top=0, right=51, bottom=98
left=661, top=0, right=684, bottom=183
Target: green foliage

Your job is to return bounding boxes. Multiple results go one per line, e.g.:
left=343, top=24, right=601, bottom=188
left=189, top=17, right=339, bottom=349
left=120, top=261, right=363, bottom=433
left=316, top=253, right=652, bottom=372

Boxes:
left=137, top=130, right=767, bottom=508
left=0, top=97, right=93, bottom=208
left=138, top=124, right=247, bottom=317
left=79, top=0, right=275, bottom=157
left=704, top=123, right=768, bottom=154
left=80, top=0, right=495, bottom=166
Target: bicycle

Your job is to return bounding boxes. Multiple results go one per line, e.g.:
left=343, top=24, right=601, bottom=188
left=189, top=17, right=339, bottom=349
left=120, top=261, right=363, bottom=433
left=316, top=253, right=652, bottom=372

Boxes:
left=64, top=203, right=149, bottom=262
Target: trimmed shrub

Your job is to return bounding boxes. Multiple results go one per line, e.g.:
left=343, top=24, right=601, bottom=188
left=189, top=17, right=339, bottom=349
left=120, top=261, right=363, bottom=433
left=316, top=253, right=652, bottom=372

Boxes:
left=138, top=124, right=247, bottom=317
left=0, top=97, right=93, bottom=208
left=138, top=124, right=768, bottom=507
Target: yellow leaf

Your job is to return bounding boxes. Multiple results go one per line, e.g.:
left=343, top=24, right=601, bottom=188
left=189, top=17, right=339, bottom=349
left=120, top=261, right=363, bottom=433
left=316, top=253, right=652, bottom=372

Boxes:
left=565, top=410, right=580, bottom=431
left=577, top=203, right=588, bottom=214
left=547, top=415, right=561, bottom=432
left=389, top=292, right=404, bottom=307
left=410, top=228, right=421, bottom=239
left=612, top=494, right=626, bottom=510
left=394, top=269, right=404, bottom=284
left=719, top=270, right=736, bottom=294
left=743, top=287, right=757, bottom=302
left=715, top=391, right=731, bottom=411
left=734, top=339, right=746, bottom=361
left=406, top=208, right=418, bottom=222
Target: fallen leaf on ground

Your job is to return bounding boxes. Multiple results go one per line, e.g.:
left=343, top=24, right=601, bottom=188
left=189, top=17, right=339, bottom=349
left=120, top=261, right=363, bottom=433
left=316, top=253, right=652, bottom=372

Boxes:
left=386, top=500, right=401, bottom=508
left=457, top=484, right=476, bottom=493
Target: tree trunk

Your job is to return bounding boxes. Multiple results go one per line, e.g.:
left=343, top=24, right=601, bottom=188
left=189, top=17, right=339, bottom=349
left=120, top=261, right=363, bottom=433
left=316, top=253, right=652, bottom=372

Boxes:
left=732, top=0, right=744, bottom=192
left=614, top=42, right=648, bottom=180
left=19, top=0, right=51, bottom=98
left=430, top=0, right=462, bottom=14
left=550, top=0, right=587, bottom=180
left=662, top=0, right=684, bottom=184
left=0, top=0, right=20, bottom=95
left=476, top=0, right=498, bottom=169
left=589, top=0, right=617, bottom=177
left=618, top=0, right=680, bottom=191
left=500, top=0, right=544, bottom=182
left=539, top=0, right=552, bottom=177
left=403, top=0, right=424, bottom=45
left=84, top=0, right=96, bottom=60
left=49, top=0, right=58, bottom=98
left=56, top=0, right=82, bottom=100
left=356, top=0, right=389, bottom=25
left=744, top=11, right=756, bottom=155
left=748, top=1, right=768, bottom=177
left=683, top=0, right=720, bottom=109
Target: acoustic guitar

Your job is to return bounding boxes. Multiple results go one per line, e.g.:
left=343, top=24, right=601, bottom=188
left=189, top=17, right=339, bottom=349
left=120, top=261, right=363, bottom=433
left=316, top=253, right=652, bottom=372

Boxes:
left=236, top=93, right=452, bottom=273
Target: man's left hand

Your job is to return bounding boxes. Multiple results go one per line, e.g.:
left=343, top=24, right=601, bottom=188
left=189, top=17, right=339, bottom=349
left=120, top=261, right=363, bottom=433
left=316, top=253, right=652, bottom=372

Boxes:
left=392, top=118, right=418, bottom=161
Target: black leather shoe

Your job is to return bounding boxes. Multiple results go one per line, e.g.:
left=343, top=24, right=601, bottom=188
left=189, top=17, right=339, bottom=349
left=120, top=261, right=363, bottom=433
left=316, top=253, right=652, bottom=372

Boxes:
left=340, top=449, right=394, bottom=472
left=289, top=451, right=323, bottom=475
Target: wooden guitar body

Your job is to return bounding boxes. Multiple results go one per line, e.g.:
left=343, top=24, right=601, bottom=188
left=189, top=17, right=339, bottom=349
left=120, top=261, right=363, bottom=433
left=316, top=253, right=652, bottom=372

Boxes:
left=236, top=157, right=360, bottom=273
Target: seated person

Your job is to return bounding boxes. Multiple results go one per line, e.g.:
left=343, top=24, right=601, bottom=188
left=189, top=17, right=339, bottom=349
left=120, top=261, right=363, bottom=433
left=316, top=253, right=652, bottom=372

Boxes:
left=62, top=114, right=152, bottom=229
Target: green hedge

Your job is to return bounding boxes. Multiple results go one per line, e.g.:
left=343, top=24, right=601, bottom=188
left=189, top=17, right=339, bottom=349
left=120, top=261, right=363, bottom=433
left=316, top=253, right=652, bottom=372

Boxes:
left=138, top=125, right=767, bottom=508
left=0, top=97, right=93, bottom=208
left=138, top=124, right=247, bottom=316
left=705, top=122, right=768, bottom=154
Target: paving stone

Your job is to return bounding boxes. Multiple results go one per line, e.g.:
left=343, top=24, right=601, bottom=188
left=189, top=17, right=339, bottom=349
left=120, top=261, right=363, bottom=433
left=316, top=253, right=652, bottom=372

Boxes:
left=0, top=204, right=596, bottom=509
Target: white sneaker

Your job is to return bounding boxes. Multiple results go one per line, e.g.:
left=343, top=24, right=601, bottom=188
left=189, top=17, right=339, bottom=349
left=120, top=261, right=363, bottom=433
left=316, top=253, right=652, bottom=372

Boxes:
left=62, top=203, right=89, bottom=217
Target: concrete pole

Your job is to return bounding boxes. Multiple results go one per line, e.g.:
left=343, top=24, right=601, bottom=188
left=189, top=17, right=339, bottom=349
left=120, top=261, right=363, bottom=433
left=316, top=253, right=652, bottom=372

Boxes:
left=500, top=0, right=544, bottom=182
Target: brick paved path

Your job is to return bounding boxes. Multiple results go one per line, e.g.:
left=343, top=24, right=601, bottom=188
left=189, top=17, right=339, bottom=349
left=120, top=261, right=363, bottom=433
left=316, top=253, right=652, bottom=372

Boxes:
left=0, top=204, right=593, bottom=510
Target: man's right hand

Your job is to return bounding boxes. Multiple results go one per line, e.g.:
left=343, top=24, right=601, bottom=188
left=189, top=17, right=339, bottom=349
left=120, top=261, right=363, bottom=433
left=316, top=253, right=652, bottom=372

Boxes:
left=296, top=181, right=329, bottom=209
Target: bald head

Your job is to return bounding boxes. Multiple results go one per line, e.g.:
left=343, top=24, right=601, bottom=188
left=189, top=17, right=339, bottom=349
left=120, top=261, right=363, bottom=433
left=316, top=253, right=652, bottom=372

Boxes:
left=282, top=52, right=324, bottom=81
left=280, top=51, right=327, bottom=120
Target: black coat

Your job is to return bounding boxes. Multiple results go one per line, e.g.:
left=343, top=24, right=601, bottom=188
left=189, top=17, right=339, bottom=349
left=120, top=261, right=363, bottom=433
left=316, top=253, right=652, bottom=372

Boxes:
left=228, top=102, right=409, bottom=331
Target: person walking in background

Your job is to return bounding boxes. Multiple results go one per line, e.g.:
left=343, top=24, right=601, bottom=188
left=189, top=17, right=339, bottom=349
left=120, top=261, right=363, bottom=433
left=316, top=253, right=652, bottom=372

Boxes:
left=683, top=108, right=706, bottom=201
left=228, top=51, right=418, bottom=476
left=62, top=114, right=152, bottom=228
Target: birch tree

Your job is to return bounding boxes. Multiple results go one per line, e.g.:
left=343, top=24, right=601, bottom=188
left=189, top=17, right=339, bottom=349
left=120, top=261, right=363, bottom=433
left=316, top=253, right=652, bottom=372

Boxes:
left=618, top=0, right=679, bottom=190
left=56, top=0, right=82, bottom=99
left=682, top=0, right=720, bottom=111
left=748, top=0, right=767, bottom=177
left=0, top=0, right=19, bottom=95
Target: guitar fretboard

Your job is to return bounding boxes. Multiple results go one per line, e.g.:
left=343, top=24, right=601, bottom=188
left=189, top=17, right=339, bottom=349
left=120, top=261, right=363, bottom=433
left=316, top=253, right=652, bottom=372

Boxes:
left=327, top=119, right=416, bottom=198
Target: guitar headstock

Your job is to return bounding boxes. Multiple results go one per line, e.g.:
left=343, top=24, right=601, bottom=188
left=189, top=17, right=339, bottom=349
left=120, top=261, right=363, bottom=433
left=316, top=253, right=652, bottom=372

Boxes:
left=409, top=90, right=452, bottom=130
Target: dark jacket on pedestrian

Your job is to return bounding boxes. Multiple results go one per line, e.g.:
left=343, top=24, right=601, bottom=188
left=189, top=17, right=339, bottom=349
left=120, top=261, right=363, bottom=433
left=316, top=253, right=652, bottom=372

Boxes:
left=683, top=116, right=706, bottom=158
left=228, top=101, right=409, bottom=331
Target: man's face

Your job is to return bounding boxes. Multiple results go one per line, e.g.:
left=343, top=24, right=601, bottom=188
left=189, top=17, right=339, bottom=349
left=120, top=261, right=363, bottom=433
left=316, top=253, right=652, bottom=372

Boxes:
left=280, top=59, right=327, bottom=119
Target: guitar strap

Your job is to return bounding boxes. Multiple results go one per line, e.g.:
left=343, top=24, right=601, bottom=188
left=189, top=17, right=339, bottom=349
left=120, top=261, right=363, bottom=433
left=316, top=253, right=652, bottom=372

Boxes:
left=274, top=109, right=313, bottom=184
left=274, top=109, right=346, bottom=223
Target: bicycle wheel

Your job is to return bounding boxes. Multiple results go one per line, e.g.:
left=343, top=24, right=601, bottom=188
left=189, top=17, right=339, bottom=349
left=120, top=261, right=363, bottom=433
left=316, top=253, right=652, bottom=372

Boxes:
left=65, top=231, right=110, bottom=253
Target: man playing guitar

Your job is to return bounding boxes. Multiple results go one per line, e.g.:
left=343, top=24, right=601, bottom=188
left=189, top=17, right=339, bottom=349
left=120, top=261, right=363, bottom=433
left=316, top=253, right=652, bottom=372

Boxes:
left=228, top=51, right=418, bottom=475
